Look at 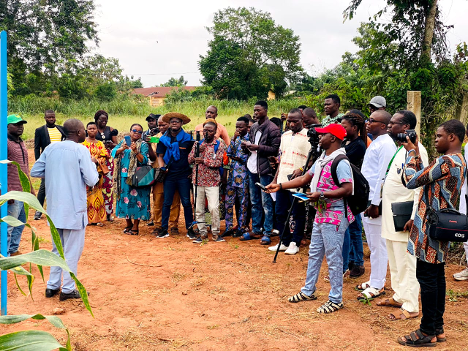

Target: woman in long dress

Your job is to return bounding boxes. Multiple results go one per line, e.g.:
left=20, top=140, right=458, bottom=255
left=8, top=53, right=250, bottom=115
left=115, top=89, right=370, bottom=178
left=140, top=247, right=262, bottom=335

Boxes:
left=83, top=121, right=110, bottom=226
left=112, top=123, right=151, bottom=235
left=94, top=110, right=118, bottom=222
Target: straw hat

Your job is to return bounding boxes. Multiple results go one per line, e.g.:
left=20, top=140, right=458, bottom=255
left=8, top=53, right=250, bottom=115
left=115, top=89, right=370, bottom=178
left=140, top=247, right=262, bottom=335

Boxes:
left=161, top=112, right=191, bottom=125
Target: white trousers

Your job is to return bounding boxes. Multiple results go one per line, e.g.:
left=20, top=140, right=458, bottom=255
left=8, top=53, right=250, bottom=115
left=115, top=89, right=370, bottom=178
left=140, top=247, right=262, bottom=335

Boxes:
left=386, top=239, right=419, bottom=312
left=363, top=218, right=387, bottom=289
left=194, top=186, right=220, bottom=239
left=47, top=228, right=86, bottom=294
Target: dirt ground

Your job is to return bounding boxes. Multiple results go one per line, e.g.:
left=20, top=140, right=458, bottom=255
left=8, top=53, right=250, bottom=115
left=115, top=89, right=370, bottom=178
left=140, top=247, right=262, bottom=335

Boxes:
left=1, top=150, right=468, bottom=350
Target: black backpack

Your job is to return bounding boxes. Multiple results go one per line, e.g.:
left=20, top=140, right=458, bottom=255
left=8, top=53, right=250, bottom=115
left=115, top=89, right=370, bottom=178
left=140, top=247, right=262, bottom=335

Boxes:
left=330, top=155, right=370, bottom=216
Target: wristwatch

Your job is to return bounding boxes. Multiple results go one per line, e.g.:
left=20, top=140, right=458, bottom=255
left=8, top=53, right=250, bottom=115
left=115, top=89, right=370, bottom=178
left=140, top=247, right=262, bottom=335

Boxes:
left=320, top=191, right=325, bottom=199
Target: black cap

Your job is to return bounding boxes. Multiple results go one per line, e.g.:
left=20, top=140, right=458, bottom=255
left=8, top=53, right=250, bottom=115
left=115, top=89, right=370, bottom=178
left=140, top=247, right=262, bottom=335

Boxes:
left=146, top=113, right=161, bottom=121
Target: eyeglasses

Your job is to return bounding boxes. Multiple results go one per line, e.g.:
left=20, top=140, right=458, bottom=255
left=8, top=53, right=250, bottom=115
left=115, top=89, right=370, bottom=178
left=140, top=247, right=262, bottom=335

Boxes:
left=368, top=118, right=387, bottom=125
left=131, top=129, right=143, bottom=134
left=388, top=121, right=405, bottom=126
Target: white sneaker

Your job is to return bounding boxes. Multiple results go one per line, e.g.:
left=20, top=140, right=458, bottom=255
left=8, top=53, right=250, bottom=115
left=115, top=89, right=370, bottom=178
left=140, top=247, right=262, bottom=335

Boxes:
left=453, top=267, right=468, bottom=281
left=285, top=242, right=299, bottom=255
left=268, top=243, right=288, bottom=252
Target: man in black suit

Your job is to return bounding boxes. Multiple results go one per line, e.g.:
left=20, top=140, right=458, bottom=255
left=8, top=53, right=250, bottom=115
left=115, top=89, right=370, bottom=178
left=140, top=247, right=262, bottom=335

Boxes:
left=34, top=110, right=65, bottom=220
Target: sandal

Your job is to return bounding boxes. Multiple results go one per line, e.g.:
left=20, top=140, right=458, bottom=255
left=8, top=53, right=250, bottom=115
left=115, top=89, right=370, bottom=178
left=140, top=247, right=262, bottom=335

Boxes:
left=239, top=232, right=262, bottom=241
left=388, top=308, right=419, bottom=321
left=356, top=281, right=371, bottom=291
left=126, top=230, right=139, bottom=236
left=317, top=300, right=344, bottom=314
left=260, top=235, right=271, bottom=245
left=435, top=328, right=446, bottom=342
left=376, top=297, right=403, bottom=308
left=288, top=291, right=317, bottom=303
left=357, top=287, right=385, bottom=301
left=397, top=329, right=436, bottom=347
left=123, top=227, right=132, bottom=233
left=96, top=222, right=104, bottom=227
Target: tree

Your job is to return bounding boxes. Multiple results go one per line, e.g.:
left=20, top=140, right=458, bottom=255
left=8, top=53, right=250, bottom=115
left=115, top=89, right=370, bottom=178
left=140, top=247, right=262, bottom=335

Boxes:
left=161, top=76, right=187, bottom=87
left=199, top=7, right=302, bottom=100
left=0, top=0, right=98, bottom=93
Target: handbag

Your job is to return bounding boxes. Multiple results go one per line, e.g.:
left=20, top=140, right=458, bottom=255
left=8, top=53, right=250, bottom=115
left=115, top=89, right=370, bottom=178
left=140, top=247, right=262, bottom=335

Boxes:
left=131, top=165, right=155, bottom=187
left=424, top=186, right=468, bottom=242
left=154, top=167, right=167, bottom=183
left=391, top=201, right=414, bottom=232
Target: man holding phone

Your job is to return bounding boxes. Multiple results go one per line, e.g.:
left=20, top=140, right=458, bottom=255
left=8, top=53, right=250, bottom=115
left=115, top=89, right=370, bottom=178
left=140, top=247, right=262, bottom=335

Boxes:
left=268, top=108, right=311, bottom=255
left=241, top=101, right=281, bottom=245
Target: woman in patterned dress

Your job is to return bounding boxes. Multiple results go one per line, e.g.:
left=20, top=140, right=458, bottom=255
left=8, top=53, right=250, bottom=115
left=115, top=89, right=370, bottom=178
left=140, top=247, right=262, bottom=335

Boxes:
left=83, top=121, right=110, bottom=226
left=112, top=124, right=151, bottom=235
left=94, top=110, right=118, bottom=222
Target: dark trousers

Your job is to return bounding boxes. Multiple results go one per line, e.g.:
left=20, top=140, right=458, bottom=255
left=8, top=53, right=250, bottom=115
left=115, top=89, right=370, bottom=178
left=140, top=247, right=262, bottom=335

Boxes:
left=416, top=259, right=446, bottom=335
left=162, top=176, right=193, bottom=230
left=274, top=190, right=306, bottom=246
left=37, top=178, right=46, bottom=207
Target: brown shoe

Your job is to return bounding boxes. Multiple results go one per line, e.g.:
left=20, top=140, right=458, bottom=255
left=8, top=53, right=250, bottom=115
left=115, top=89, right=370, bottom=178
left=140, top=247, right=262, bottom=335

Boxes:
left=350, top=265, right=365, bottom=278
left=10, top=251, right=22, bottom=257
left=170, top=227, right=179, bottom=235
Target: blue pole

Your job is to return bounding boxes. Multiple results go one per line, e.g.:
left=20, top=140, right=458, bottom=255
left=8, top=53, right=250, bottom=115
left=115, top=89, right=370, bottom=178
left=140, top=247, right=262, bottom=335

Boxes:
left=0, top=30, right=8, bottom=315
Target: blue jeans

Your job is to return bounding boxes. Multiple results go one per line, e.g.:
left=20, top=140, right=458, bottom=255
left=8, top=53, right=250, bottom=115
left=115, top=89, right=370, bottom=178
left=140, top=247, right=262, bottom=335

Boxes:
left=346, top=214, right=364, bottom=268
left=162, top=176, right=193, bottom=230
left=275, top=190, right=305, bottom=246
left=302, top=218, right=349, bottom=303
left=7, top=200, right=26, bottom=255
left=248, top=171, right=274, bottom=236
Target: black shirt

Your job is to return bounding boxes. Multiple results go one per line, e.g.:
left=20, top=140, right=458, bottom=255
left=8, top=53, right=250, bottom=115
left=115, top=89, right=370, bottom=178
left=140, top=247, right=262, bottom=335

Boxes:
left=156, top=131, right=194, bottom=179
left=343, top=137, right=366, bottom=169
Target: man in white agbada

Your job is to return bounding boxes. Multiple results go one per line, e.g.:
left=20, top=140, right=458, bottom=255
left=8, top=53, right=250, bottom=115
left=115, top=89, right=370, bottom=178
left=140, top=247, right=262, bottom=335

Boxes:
left=376, top=110, right=428, bottom=320
left=358, top=110, right=396, bottom=301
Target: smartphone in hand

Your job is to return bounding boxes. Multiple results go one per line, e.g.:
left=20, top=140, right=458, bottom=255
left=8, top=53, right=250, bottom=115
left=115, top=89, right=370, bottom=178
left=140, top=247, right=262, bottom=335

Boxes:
left=124, top=135, right=132, bottom=146
left=255, top=182, right=267, bottom=191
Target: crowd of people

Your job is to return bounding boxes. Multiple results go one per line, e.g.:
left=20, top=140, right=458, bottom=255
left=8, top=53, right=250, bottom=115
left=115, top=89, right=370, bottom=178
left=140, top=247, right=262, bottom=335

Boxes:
left=5, top=94, right=468, bottom=347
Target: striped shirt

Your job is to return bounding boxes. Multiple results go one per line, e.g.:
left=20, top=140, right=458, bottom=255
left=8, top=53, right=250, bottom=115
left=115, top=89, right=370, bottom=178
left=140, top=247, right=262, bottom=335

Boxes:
left=7, top=135, right=29, bottom=192
left=48, top=127, right=62, bottom=143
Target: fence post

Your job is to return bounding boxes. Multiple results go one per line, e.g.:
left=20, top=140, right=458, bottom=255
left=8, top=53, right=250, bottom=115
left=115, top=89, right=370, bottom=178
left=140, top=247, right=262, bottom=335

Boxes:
left=0, top=30, right=8, bottom=315
left=407, top=91, right=422, bottom=136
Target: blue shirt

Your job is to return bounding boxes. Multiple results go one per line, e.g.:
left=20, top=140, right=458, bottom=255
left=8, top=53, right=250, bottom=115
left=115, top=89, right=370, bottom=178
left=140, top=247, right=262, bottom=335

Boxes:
left=227, top=133, right=249, bottom=188
left=30, top=140, right=99, bottom=230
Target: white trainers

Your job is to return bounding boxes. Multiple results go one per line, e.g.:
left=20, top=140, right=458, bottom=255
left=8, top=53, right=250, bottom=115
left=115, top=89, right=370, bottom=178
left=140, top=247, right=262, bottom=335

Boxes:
left=453, top=267, right=468, bottom=281
left=268, top=243, right=288, bottom=252
left=285, top=242, right=299, bottom=255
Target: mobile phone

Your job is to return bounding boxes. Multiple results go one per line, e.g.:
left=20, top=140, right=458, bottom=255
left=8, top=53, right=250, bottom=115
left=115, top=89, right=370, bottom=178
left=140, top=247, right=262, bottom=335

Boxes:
left=150, top=136, right=160, bottom=143
left=287, top=173, right=293, bottom=180
left=255, top=182, right=267, bottom=191
left=124, top=135, right=131, bottom=146
left=292, top=192, right=310, bottom=202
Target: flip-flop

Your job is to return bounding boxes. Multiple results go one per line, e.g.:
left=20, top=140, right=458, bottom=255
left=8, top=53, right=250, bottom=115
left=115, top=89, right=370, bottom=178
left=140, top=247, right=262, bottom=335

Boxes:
left=388, top=308, right=419, bottom=321
left=123, top=227, right=132, bottom=233
left=126, top=229, right=139, bottom=236
left=260, top=235, right=271, bottom=245
left=240, top=233, right=253, bottom=241
left=376, top=297, right=403, bottom=308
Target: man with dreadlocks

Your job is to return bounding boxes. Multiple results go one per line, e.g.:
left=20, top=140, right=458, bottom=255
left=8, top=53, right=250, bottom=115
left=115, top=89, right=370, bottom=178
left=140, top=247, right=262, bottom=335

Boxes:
left=340, top=110, right=367, bottom=278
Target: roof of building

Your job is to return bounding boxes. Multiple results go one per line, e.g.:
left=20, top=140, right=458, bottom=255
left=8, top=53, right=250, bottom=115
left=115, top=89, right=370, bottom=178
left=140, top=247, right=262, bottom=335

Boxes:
left=133, top=86, right=197, bottom=97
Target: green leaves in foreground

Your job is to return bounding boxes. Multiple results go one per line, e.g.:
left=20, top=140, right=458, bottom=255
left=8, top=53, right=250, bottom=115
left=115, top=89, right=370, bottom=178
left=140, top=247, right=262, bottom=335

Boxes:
left=0, top=314, right=71, bottom=351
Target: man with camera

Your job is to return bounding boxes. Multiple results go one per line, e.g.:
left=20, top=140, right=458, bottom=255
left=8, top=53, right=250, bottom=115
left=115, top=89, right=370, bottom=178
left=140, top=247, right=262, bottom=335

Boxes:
left=358, top=110, right=396, bottom=301
left=143, top=113, right=160, bottom=141
left=268, top=108, right=311, bottom=255
left=377, top=111, right=428, bottom=321
left=398, top=120, right=466, bottom=347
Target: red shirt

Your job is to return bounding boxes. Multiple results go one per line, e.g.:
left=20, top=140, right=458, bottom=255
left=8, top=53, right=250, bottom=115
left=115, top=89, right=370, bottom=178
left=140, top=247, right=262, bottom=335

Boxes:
left=7, top=136, right=30, bottom=192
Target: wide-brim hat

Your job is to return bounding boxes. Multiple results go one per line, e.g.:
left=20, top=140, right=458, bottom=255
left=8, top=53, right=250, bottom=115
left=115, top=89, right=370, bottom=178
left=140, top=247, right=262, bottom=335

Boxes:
left=161, top=112, right=191, bottom=125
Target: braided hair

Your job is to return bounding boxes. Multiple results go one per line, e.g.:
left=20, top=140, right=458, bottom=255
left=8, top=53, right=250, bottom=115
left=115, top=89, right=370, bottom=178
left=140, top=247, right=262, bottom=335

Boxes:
left=341, top=109, right=367, bottom=148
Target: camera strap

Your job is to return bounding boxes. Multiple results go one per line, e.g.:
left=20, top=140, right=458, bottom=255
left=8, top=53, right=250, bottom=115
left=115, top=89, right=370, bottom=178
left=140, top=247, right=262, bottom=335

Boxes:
left=385, top=145, right=403, bottom=178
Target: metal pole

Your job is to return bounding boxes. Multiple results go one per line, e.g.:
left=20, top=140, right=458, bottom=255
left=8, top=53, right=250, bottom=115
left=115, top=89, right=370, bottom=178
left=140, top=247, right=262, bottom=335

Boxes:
left=0, top=30, right=8, bottom=315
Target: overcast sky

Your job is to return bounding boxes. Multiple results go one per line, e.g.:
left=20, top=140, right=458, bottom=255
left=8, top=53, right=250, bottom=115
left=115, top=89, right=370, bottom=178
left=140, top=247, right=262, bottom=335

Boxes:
left=92, top=0, right=467, bottom=87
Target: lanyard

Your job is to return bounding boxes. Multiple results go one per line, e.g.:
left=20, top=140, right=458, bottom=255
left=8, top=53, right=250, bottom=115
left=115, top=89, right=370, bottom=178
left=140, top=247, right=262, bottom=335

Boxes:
left=386, top=145, right=403, bottom=177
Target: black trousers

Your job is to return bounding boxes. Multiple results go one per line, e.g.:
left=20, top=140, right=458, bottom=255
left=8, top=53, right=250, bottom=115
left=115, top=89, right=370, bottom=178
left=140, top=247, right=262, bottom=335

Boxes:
left=37, top=178, right=46, bottom=207
left=416, top=259, right=446, bottom=335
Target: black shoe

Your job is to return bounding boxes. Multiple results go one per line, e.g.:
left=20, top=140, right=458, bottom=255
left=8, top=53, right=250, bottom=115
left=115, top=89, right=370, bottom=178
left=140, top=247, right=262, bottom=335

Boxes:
left=221, top=228, right=234, bottom=237
left=45, top=288, right=60, bottom=298
left=186, top=228, right=197, bottom=240
left=157, top=229, right=169, bottom=238
left=34, top=211, right=42, bottom=220
left=192, top=237, right=203, bottom=244
left=232, top=229, right=243, bottom=238
left=350, top=265, right=365, bottom=278
left=147, top=221, right=154, bottom=226
left=59, top=290, right=87, bottom=301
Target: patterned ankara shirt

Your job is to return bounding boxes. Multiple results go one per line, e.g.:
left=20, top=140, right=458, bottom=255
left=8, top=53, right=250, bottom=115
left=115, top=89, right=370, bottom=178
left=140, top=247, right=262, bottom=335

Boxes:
left=404, top=152, right=466, bottom=264
left=7, top=135, right=29, bottom=192
left=226, top=133, right=250, bottom=188
left=188, top=138, right=226, bottom=187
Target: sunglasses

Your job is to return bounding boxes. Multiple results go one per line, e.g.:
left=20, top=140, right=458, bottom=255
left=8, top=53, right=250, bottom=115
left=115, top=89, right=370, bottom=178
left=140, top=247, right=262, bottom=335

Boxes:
left=131, top=129, right=143, bottom=134
left=368, top=118, right=387, bottom=125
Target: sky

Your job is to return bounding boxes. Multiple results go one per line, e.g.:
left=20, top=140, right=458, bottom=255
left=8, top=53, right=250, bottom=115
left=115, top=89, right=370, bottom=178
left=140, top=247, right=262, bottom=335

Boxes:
left=91, top=0, right=468, bottom=87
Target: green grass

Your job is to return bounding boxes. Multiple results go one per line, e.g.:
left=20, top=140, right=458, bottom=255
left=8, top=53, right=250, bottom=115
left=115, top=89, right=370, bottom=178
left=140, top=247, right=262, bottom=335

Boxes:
left=9, top=94, right=307, bottom=140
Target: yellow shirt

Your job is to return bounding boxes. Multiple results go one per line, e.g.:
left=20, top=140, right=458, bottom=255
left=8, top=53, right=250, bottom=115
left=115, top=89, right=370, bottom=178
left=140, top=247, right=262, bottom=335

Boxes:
left=48, top=127, right=62, bottom=143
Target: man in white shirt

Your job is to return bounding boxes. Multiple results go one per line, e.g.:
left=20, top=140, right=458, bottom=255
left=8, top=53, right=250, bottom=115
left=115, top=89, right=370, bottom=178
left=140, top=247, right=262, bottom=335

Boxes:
left=377, top=110, right=428, bottom=320
left=455, top=127, right=468, bottom=281
left=268, top=108, right=311, bottom=255
left=358, top=110, right=396, bottom=301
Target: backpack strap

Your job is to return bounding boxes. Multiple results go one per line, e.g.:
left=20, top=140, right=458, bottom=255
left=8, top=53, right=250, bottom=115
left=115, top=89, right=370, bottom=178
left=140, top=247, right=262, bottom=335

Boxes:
left=330, top=154, right=350, bottom=218
left=200, top=138, right=220, bottom=153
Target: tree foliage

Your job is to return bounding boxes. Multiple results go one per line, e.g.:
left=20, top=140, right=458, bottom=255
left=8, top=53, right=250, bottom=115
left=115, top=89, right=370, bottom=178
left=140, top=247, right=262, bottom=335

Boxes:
left=161, top=75, right=187, bottom=87
left=199, top=7, right=302, bottom=100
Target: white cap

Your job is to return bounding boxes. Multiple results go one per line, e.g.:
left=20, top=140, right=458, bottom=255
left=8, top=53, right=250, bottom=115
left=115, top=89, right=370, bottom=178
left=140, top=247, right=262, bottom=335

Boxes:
left=369, top=96, right=386, bottom=108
